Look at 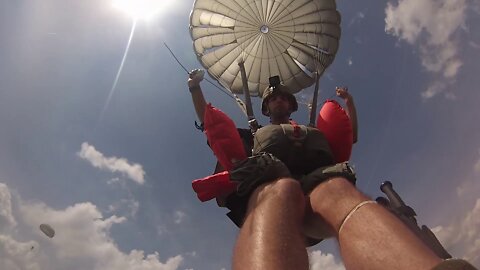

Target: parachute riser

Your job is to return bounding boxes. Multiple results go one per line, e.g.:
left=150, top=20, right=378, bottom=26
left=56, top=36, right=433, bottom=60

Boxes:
left=308, top=71, right=321, bottom=127
left=238, top=61, right=259, bottom=133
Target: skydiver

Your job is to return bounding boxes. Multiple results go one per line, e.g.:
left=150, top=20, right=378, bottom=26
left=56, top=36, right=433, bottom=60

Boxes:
left=187, top=70, right=476, bottom=270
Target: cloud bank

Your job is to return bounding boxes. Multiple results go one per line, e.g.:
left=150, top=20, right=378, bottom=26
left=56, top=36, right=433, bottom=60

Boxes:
left=78, top=142, right=146, bottom=184
left=433, top=199, right=480, bottom=266
left=385, top=0, right=467, bottom=99
left=0, top=183, right=182, bottom=270
left=0, top=183, right=16, bottom=229
left=432, top=153, right=480, bottom=267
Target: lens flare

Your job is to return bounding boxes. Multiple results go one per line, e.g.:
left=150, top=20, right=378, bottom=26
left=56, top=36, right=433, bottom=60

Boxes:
left=113, top=0, right=172, bottom=20
left=98, top=20, right=136, bottom=125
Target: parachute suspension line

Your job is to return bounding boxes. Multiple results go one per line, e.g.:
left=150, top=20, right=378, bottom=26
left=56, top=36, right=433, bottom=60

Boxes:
left=163, top=42, right=247, bottom=115
left=202, top=47, right=249, bottom=116
left=308, top=48, right=322, bottom=127
left=204, top=79, right=248, bottom=117
left=163, top=42, right=189, bottom=74
left=238, top=60, right=259, bottom=133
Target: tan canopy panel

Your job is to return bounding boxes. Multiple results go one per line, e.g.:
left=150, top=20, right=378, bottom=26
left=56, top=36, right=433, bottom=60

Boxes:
left=190, top=0, right=341, bottom=97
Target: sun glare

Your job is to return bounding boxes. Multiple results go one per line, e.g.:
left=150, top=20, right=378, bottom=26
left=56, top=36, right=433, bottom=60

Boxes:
left=113, top=0, right=173, bottom=20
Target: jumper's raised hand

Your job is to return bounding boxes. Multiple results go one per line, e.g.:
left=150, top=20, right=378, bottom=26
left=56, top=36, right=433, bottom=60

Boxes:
left=188, top=69, right=205, bottom=88
left=336, top=86, right=352, bottom=101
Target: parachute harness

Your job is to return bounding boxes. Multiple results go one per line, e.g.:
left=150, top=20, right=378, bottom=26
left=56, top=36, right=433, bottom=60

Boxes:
left=301, top=162, right=356, bottom=193
left=279, top=120, right=310, bottom=171
left=281, top=121, right=308, bottom=148
left=230, top=152, right=291, bottom=197
left=288, top=120, right=303, bottom=139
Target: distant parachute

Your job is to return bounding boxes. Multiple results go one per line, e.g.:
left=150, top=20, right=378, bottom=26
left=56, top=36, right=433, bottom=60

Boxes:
left=39, top=224, right=55, bottom=238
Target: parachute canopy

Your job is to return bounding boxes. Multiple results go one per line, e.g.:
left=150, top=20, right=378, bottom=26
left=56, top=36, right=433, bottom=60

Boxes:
left=39, top=224, right=55, bottom=238
left=190, top=0, right=341, bottom=97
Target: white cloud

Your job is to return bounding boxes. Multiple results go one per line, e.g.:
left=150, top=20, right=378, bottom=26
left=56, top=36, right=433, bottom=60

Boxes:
left=348, top=12, right=365, bottom=26
left=347, top=58, right=353, bottom=66
left=456, top=181, right=476, bottom=201
left=78, top=142, right=146, bottom=184
left=457, top=150, right=480, bottom=197
left=0, top=182, right=183, bottom=270
left=0, top=183, right=17, bottom=229
left=0, top=235, right=40, bottom=270
left=107, top=177, right=122, bottom=185
left=185, top=251, right=197, bottom=258
left=474, top=154, right=480, bottom=173
left=473, top=1, right=480, bottom=14
left=436, top=153, right=480, bottom=266
left=385, top=0, right=465, bottom=45
left=421, top=81, right=447, bottom=99
left=156, top=225, right=168, bottom=236
left=419, top=41, right=462, bottom=78
left=309, top=250, right=345, bottom=270
left=433, top=199, right=480, bottom=266
left=108, top=198, right=140, bottom=218
left=385, top=0, right=467, bottom=99
left=353, top=36, right=363, bottom=45
left=470, top=41, right=480, bottom=50
left=173, top=211, right=186, bottom=224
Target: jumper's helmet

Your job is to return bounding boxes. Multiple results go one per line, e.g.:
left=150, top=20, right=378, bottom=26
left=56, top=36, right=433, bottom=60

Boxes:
left=261, top=76, right=298, bottom=116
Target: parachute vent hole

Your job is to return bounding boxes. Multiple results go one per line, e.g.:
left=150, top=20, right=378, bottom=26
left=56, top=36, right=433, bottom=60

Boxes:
left=260, top=25, right=269, bottom=34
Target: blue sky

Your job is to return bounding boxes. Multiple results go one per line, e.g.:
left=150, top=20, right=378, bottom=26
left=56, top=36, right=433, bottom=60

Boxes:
left=0, top=0, right=479, bottom=269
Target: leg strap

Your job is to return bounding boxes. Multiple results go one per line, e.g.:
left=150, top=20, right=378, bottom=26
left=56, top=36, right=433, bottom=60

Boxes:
left=229, top=152, right=291, bottom=197
left=301, top=162, right=356, bottom=194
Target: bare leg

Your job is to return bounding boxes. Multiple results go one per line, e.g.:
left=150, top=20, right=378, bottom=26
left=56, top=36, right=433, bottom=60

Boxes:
left=309, top=177, right=442, bottom=270
left=232, top=178, right=309, bottom=270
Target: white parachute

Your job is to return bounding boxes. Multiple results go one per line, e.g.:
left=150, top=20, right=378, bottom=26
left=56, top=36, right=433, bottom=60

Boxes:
left=39, top=223, right=55, bottom=238
left=189, top=0, right=341, bottom=97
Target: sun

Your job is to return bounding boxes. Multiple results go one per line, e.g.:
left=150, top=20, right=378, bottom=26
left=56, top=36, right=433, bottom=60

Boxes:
left=113, top=0, right=173, bottom=20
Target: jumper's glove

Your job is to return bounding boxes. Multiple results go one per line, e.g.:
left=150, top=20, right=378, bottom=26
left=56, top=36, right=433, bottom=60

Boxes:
left=188, top=69, right=205, bottom=88
left=301, top=162, right=356, bottom=194
left=230, top=152, right=291, bottom=197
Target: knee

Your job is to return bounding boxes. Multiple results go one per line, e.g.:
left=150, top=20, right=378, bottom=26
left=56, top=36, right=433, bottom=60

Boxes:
left=317, top=177, right=356, bottom=192
left=269, top=178, right=305, bottom=201
left=250, top=178, right=305, bottom=209
left=309, top=177, right=368, bottom=214
left=313, top=177, right=359, bottom=196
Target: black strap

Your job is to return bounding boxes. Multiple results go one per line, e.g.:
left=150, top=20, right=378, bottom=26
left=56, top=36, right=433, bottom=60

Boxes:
left=194, top=121, right=204, bottom=131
